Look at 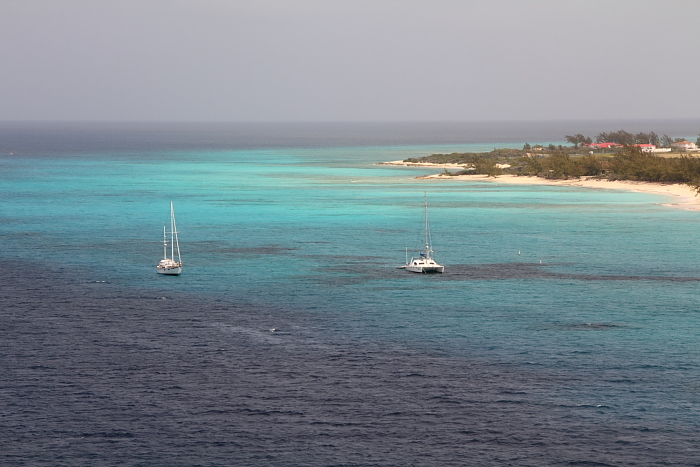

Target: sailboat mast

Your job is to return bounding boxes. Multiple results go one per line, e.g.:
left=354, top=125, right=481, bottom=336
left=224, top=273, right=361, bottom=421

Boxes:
left=170, top=201, right=175, bottom=261
left=163, top=226, right=167, bottom=259
left=173, top=203, right=181, bottom=264
left=424, top=193, right=431, bottom=259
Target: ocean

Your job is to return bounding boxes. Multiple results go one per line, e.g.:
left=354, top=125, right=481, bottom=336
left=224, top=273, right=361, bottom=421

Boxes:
left=2, top=120, right=700, bottom=466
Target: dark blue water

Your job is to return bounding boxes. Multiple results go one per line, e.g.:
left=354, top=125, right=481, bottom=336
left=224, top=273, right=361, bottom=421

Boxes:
left=2, top=121, right=700, bottom=466
left=2, top=119, right=699, bottom=154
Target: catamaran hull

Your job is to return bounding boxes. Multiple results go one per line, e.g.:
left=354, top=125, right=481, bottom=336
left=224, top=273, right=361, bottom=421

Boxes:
left=404, top=194, right=444, bottom=274
left=406, top=255, right=444, bottom=274
left=157, top=266, right=182, bottom=275
left=406, top=265, right=444, bottom=273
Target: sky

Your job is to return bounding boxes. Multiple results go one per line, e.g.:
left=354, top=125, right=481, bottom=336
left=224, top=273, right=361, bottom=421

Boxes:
left=1, top=0, right=699, bottom=122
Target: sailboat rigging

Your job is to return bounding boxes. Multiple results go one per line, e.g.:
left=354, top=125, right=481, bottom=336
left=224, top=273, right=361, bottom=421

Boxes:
left=156, top=201, right=182, bottom=275
left=404, top=193, right=444, bottom=273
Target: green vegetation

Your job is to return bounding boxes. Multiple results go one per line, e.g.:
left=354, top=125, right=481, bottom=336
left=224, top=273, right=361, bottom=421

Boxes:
left=565, top=134, right=592, bottom=147
left=404, top=148, right=526, bottom=165
left=606, top=149, right=700, bottom=186
left=402, top=128, right=700, bottom=192
left=519, top=147, right=700, bottom=189
left=589, top=130, right=659, bottom=146
left=569, top=129, right=698, bottom=148
left=407, top=149, right=608, bottom=180
left=404, top=146, right=605, bottom=178
left=519, top=153, right=604, bottom=179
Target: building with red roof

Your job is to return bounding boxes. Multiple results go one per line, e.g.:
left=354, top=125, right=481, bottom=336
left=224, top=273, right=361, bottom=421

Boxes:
left=634, top=144, right=656, bottom=152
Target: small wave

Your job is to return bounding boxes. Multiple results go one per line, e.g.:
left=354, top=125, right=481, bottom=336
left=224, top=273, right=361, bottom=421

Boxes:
left=571, top=404, right=612, bottom=409
left=541, top=322, right=625, bottom=331
left=567, top=461, right=617, bottom=466
left=213, top=323, right=284, bottom=344
left=81, top=431, right=135, bottom=439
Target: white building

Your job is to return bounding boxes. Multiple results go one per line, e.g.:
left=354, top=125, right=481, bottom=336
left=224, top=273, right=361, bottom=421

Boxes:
left=635, top=144, right=656, bottom=153
left=633, top=144, right=671, bottom=153
left=671, top=141, right=699, bottom=151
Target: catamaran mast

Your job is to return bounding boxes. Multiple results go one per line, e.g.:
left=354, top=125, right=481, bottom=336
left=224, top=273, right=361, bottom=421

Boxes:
left=424, top=193, right=433, bottom=260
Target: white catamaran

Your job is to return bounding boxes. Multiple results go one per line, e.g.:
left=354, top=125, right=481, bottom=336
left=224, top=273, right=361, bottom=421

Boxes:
left=404, top=194, right=444, bottom=273
left=156, top=201, right=182, bottom=275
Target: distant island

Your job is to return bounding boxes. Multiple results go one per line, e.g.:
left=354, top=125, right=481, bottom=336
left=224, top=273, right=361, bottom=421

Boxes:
left=388, top=129, right=700, bottom=193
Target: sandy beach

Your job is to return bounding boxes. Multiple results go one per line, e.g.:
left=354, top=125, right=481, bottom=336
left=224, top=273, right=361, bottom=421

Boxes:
left=380, top=160, right=700, bottom=211
left=378, top=160, right=474, bottom=170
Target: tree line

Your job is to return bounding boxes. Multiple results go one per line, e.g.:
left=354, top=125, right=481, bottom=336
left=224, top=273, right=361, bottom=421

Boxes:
left=565, top=130, right=699, bottom=148
left=431, top=146, right=700, bottom=192
left=518, top=147, right=700, bottom=192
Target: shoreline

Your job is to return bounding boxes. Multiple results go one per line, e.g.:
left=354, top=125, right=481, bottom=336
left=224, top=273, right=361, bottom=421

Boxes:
left=379, top=160, right=700, bottom=211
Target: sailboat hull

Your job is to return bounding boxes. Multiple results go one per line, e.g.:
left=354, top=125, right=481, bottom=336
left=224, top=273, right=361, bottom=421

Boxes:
left=157, top=265, right=182, bottom=275
left=157, top=258, right=182, bottom=275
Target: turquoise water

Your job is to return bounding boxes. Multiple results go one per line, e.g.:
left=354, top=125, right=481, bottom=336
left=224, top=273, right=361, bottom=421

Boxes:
left=5, top=146, right=700, bottom=347
left=3, top=124, right=700, bottom=463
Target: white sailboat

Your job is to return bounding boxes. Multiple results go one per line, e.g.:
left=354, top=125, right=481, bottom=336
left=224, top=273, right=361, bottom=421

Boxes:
left=156, top=201, right=182, bottom=275
left=405, top=193, right=444, bottom=273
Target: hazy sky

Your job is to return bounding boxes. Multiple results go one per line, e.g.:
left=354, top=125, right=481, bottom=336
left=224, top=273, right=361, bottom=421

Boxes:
left=2, top=0, right=699, bottom=122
